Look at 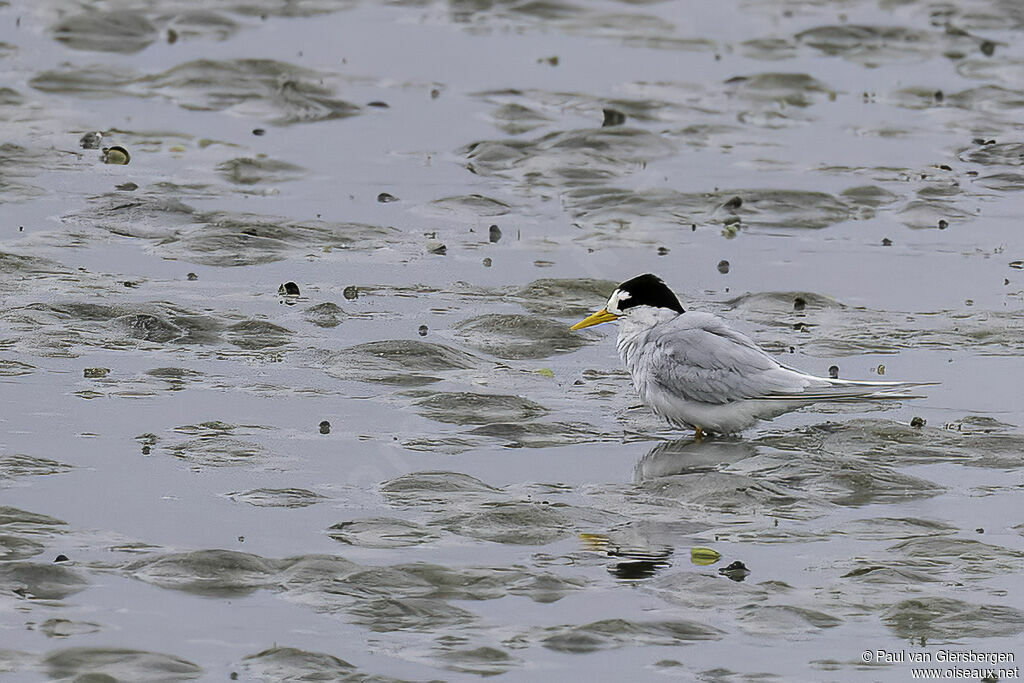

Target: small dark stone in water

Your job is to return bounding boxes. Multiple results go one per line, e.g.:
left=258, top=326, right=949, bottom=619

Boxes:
left=142, top=445, right=151, bottom=455
left=252, top=128, right=265, bottom=136
left=237, top=536, right=244, bottom=542
left=343, top=286, right=359, bottom=300
left=167, top=28, right=178, bottom=44
left=367, top=100, right=389, bottom=108
left=882, top=237, right=892, bottom=246
left=80, top=132, right=103, bottom=149
left=691, top=224, right=697, bottom=231
left=278, top=281, right=300, bottom=296
left=115, top=182, right=138, bottom=191
left=976, top=527, right=985, bottom=534
left=54, top=554, right=70, bottom=563
left=793, top=322, right=806, bottom=331
left=84, top=368, right=110, bottom=379
left=980, top=40, right=995, bottom=56
left=19, top=226, right=23, bottom=231
left=319, top=420, right=331, bottom=435
left=829, top=365, right=839, bottom=379
left=489, top=224, right=502, bottom=242
left=793, top=297, right=806, bottom=311
left=657, top=246, right=670, bottom=256
left=430, top=88, right=441, bottom=99
left=418, top=325, right=428, bottom=337
left=938, top=164, right=952, bottom=171
left=101, top=146, right=130, bottom=165
left=718, top=560, right=750, bottom=582
left=482, top=257, right=492, bottom=267
left=723, top=196, right=742, bottom=210
left=933, top=90, right=944, bottom=102
left=602, top=108, right=626, bottom=127
left=539, top=55, right=559, bottom=66
left=186, top=272, right=198, bottom=281
left=426, top=238, right=446, bottom=255
left=377, top=192, right=398, bottom=203
left=717, top=260, right=730, bottom=274
left=937, top=219, right=948, bottom=230
left=230, top=674, right=238, bottom=681
left=123, top=281, right=137, bottom=288
left=910, top=416, right=926, bottom=428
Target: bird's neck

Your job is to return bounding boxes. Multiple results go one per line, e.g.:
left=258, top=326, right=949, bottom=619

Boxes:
left=616, top=306, right=680, bottom=367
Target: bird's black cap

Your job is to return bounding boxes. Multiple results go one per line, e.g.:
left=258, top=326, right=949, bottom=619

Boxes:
left=616, top=274, right=685, bottom=314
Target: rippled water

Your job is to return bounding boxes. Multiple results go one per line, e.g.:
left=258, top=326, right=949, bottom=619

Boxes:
left=2, top=0, right=1023, bottom=680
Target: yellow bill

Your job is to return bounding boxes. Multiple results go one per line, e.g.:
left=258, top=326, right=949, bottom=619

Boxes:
left=570, top=308, right=619, bottom=330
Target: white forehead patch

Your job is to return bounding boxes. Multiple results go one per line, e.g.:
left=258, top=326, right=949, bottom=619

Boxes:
left=606, top=288, right=630, bottom=314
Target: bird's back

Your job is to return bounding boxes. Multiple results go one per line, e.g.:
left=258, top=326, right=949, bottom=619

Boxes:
left=618, top=308, right=932, bottom=433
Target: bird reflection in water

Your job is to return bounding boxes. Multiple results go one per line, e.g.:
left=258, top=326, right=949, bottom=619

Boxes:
left=580, top=532, right=673, bottom=581
left=581, top=439, right=761, bottom=581
left=633, top=437, right=758, bottom=483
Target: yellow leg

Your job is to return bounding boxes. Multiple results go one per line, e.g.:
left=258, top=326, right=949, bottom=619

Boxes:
left=694, top=426, right=704, bottom=441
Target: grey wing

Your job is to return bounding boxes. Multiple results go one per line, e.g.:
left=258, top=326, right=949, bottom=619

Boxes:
left=643, top=313, right=815, bottom=404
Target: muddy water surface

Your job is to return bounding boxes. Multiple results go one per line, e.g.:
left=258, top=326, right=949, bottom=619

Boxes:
left=1, top=0, right=1024, bottom=680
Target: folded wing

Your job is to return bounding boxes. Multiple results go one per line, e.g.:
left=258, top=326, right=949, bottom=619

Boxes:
left=645, top=312, right=933, bottom=405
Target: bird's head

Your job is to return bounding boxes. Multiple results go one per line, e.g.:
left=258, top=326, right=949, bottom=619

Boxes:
left=570, top=273, right=685, bottom=330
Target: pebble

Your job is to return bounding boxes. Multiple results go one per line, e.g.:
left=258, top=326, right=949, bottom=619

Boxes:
left=489, top=224, right=502, bottom=242
left=602, top=108, right=626, bottom=127
left=101, top=146, right=130, bottom=165
left=343, top=286, right=359, bottom=300
left=717, top=260, right=730, bottom=274
left=828, top=365, right=839, bottom=379
left=319, top=420, right=331, bottom=435
left=278, top=281, right=300, bottom=296
left=79, top=131, right=102, bottom=149
left=718, top=560, right=750, bottom=581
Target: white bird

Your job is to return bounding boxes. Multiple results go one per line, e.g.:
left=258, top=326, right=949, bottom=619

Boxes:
left=570, top=274, right=933, bottom=438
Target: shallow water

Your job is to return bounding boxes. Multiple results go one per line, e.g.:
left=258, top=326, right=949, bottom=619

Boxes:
left=1, top=0, right=1024, bottom=680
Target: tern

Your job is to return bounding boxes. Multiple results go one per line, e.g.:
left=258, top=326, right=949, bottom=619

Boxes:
left=571, top=274, right=932, bottom=438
